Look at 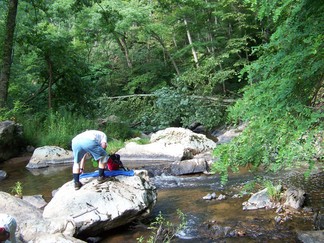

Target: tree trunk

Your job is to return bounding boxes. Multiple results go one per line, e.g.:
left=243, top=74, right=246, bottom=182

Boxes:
left=113, top=32, right=133, bottom=69
left=184, top=18, right=199, bottom=68
left=150, top=31, right=180, bottom=76
left=45, top=55, right=53, bottom=109
left=95, top=2, right=133, bottom=69
left=219, top=63, right=226, bottom=94
left=0, top=0, right=18, bottom=108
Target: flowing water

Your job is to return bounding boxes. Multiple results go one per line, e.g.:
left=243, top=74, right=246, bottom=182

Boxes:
left=0, top=156, right=323, bottom=242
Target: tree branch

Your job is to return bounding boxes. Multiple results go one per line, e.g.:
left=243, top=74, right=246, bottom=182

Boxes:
left=102, top=94, right=236, bottom=103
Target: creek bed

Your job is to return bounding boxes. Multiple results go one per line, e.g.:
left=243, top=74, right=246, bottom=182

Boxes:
left=0, top=156, right=323, bottom=242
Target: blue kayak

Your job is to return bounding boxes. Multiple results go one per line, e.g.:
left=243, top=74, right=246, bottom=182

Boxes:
left=80, top=170, right=135, bottom=179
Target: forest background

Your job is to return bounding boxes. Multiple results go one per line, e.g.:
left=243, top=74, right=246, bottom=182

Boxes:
left=0, top=0, right=323, bottom=182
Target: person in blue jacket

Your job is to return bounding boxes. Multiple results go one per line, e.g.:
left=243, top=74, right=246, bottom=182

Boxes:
left=72, top=130, right=109, bottom=190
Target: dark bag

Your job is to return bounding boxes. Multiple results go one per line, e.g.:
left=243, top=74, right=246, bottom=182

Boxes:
left=107, top=154, right=127, bottom=171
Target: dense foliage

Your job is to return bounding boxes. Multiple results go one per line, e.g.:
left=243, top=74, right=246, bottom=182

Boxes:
left=1, top=0, right=258, bottom=123
left=212, top=0, right=324, bottom=183
left=0, top=0, right=323, bottom=178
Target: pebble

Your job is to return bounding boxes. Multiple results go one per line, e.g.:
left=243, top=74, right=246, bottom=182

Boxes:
left=203, top=192, right=217, bottom=200
left=275, top=216, right=282, bottom=224
left=203, top=193, right=212, bottom=200
left=276, top=205, right=284, bottom=213
left=217, top=194, right=226, bottom=200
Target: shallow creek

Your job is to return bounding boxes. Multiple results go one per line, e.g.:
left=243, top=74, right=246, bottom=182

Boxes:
left=0, top=156, right=323, bottom=242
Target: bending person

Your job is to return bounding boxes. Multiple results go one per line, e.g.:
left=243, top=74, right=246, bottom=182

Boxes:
left=72, top=130, right=109, bottom=190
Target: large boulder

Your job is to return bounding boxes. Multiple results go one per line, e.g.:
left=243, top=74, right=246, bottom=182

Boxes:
left=284, top=187, right=306, bottom=210
left=0, top=170, right=156, bottom=241
left=0, top=120, right=23, bottom=162
left=117, top=141, right=187, bottom=164
left=170, top=158, right=208, bottom=175
left=43, top=170, right=157, bottom=238
left=118, top=127, right=216, bottom=165
left=170, top=151, right=214, bottom=175
left=26, top=146, right=73, bottom=169
left=31, top=233, right=86, bottom=243
left=150, top=127, right=216, bottom=155
left=0, top=191, right=77, bottom=242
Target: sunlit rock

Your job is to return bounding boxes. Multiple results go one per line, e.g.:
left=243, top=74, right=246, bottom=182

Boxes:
left=26, top=146, right=73, bottom=169
left=43, top=170, right=157, bottom=238
left=242, top=188, right=276, bottom=210
left=117, top=141, right=186, bottom=163
left=150, top=127, right=216, bottom=155
left=22, top=195, right=47, bottom=209
left=118, top=127, right=216, bottom=165
left=171, top=158, right=208, bottom=175
left=0, top=191, right=76, bottom=242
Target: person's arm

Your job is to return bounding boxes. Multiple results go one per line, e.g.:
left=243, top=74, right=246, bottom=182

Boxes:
left=99, top=131, right=107, bottom=149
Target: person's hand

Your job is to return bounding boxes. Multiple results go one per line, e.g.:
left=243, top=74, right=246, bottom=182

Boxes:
left=101, top=142, right=107, bottom=149
left=80, top=168, right=84, bottom=174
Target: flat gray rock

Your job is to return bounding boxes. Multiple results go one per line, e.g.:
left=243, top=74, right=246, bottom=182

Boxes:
left=26, top=146, right=73, bottom=169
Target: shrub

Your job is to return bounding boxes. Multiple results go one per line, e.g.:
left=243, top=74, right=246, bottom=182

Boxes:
left=20, top=110, right=96, bottom=149
left=263, top=180, right=282, bottom=202
left=137, top=209, right=187, bottom=243
left=11, top=181, right=23, bottom=198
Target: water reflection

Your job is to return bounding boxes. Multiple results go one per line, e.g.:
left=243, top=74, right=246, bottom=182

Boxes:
left=0, top=157, right=71, bottom=200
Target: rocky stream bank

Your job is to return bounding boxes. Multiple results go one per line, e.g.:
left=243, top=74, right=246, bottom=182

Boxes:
left=0, top=121, right=323, bottom=242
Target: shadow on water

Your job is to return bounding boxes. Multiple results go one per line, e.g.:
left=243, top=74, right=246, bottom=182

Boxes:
left=0, top=155, right=323, bottom=242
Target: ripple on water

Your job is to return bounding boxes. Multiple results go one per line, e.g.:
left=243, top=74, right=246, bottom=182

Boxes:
left=152, top=174, right=222, bottom=189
